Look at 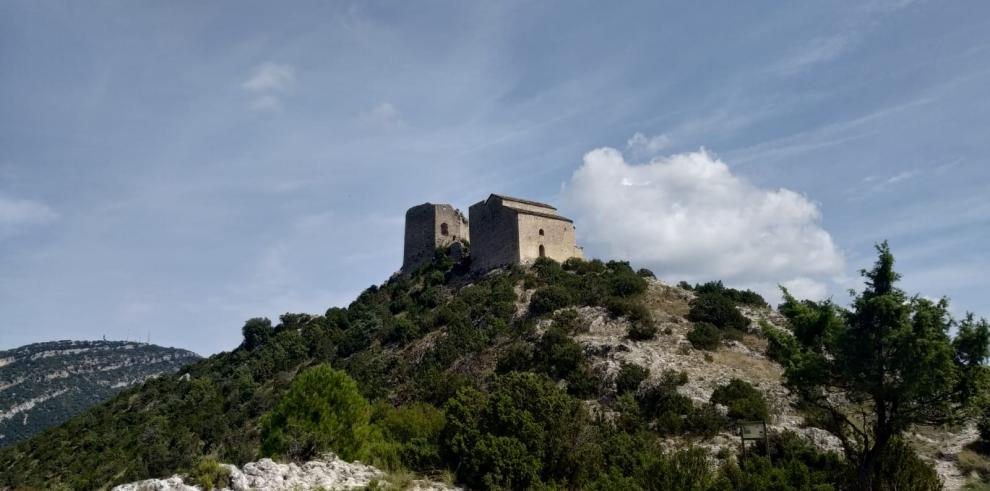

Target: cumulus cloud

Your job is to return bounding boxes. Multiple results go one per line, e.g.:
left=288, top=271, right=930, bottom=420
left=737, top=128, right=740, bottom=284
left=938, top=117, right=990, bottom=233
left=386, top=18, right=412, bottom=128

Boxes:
left=358, top=102, right=406, bottom=129
left=0, top=195, right=58, bottom=231
left=626, top=132, right=672, bottom=157
left=562, top=147, right=844, bottom=299
left=242, top=62, right=295, bottom=111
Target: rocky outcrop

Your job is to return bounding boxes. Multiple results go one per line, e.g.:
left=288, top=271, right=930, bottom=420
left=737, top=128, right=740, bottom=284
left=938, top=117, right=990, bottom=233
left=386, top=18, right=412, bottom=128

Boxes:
left=113, top=455, right=461, bottom=491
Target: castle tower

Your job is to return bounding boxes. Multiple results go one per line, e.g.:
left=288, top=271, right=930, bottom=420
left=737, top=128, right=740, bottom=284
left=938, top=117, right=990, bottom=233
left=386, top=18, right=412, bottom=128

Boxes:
left=468, top=194, right=583, bottom=272
left=402, top=203, right=470, bottom=272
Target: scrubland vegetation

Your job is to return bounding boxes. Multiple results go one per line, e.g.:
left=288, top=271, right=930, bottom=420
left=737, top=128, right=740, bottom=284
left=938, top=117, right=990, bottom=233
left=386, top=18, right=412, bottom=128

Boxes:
left=1, top=244, right=987, bottom=491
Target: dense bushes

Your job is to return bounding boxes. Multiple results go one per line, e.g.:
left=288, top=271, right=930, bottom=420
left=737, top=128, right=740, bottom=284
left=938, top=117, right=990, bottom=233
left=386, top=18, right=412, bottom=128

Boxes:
left=688, top=293, right=750, bottom=332
left=442, top=372, right=590, bottom=489
left=682, top=280, right=768, bottom=308
left=615, top=362, right=649, bottom=395
left=710, top=378, right=770, bottom=422
left=260, top=364, right=377, bottom=461
left=529, top=285, right=574, bottom=316
left=688, top=322, right=722, bottom=350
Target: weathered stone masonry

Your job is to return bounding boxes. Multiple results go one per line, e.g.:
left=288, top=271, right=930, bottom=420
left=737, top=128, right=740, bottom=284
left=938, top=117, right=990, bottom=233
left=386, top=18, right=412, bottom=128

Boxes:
left=401, top=194, right=582, bottom=274
left=402, top=203, right=469, bottom=272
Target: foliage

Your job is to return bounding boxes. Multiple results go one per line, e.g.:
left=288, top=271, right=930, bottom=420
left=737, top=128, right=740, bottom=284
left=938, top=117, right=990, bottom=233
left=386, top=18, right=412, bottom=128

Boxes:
left=373, top=402, right=446, bottom=471
left=615, top=362, right=650, bottom=395
left=187, top=455, right=231, bottom=490
left=688, top=293, right=750, bottom=332
left=241, top=317, right=274, bottom=351
left=781, top=242, right=990, bottom=489
left=529, top=285, right=575, bottom=316
left=260, top=364, right=377, bottom=462
left=688, top=322, right=722, bottom=351
left=627, top=320, right=659, bottom=341
left=441, top=372, right=590, bottom=490
left=761, top=321, right=799, bottom=366
left=710, top=378, right=769, bottom=422
left=685, top=280, right=768, bottom=307
left=720, top=434, right=843, bottom=491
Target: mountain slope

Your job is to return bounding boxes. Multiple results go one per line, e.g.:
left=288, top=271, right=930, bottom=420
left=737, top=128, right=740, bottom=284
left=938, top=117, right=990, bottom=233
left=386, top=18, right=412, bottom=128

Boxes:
left=0, top=252, right=980, bottom=490
left=0, top=340, right=200, bottom=447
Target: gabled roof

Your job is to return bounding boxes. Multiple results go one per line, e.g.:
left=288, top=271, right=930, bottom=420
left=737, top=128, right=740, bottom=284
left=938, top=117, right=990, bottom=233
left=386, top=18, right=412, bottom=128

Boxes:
left=489, top=194, right=557, bottom=211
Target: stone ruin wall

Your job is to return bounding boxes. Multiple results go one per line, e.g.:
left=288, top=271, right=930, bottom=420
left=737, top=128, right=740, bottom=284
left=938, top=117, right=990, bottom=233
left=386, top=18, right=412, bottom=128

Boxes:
left=402, top=203, right=469, bottom=272
left=516, top=213, right=583, bottom=266
left=468, top=199, right=520, bottom=273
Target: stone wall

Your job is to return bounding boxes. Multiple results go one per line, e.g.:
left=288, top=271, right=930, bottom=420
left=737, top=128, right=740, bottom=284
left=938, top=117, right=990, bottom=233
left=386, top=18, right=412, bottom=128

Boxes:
left=468, top=197, right=520, bottom=272
left=402, top=203, right=469, bottom=272
left=516, top=213, right=583, bottom=265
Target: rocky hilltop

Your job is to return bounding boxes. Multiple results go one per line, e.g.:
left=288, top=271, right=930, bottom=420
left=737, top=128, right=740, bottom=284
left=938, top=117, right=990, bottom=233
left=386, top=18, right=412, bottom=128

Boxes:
left=0, top=340, right=200, bottom=447
left=0, top=249, right=986, bottom=491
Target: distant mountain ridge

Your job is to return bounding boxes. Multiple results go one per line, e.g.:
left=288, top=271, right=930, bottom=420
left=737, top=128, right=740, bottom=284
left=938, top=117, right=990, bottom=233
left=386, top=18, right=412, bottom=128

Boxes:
left=0, top=340, right=200, bottom=447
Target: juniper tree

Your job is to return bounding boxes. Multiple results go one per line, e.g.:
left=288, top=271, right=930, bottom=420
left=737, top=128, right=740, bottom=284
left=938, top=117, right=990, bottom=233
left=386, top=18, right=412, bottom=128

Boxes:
left=779, top=242, right=989, bottom=489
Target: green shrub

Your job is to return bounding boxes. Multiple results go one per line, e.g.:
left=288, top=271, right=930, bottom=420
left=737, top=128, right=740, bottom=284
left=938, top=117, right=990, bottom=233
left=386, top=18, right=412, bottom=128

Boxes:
left=260, top=364, right=378, bottom=461
left=374, top=402, right=446, bottom=471
left=870, top=438, right=942, bottom=491
left=241, top=317, right=274, bottom=351
left=605, top=297, right=652, bottom=323
left=980, top=405, right=990, bottom=445
left=761, top=321, right=799, bottom=365
left=442, top=373, right=589, bottom=489
left=607, top=270, right=648, bottom=297
left=710, top=379, right=769, bottom=421
left=692, top=280, right=768, bottom=307
left=529, top=286, right=575, bottom=316
left=627, top=321, right=658, bottom=341
left=688, top=322, right=721, bottom=350
left=187, top=456, right=231, bottom=490
left=636, top=268, right=656, bottom=279
left=615, top=363, right=650, bottom=395
left=688, top=293, right=750, bottom=331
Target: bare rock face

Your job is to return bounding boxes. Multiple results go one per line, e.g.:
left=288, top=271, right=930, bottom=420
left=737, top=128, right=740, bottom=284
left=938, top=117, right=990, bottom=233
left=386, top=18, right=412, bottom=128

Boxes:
left=112, top=455, right=461, bottom=491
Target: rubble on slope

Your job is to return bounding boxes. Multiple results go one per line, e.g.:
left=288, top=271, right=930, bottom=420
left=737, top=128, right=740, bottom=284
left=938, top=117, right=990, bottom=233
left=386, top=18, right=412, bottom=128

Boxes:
left=112, top=454, right=460, bottom=491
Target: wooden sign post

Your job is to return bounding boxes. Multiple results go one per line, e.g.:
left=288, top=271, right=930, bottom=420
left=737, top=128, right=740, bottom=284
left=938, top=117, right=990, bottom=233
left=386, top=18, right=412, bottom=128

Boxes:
left=738, top=421, right=770, bottom=463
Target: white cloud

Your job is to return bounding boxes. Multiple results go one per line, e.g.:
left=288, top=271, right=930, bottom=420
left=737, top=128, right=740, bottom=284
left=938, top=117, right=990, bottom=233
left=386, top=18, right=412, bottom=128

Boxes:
left=242, top=62, right=296, bottom=92
left=358, top=102, right=406, bottom=129
left=242, top=63, right=295, bottom=111
left=562, top=147, right=844, bottom=288
left=626, top=132, right=672, bottom=157
left=774, top=35, right=850, bottom=75
left=0, top=196, right=58, bottom=230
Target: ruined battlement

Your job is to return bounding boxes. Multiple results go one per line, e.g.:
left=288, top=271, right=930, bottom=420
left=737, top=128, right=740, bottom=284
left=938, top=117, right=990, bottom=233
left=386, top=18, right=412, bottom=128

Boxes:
left=400, top=194, right=582, bottom=274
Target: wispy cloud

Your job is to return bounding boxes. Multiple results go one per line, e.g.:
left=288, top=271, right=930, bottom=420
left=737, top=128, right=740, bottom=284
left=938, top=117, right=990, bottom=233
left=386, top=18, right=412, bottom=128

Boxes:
left=0, top=195, right=58, bottom=233
left=242, top=62, right=295, bottom=111
left=357, top=102, right=406, bottom=129
left=626, top=132, right=672, bottom=158
left=242, top=62, right=295, bottom=92
left=774, top=35, right=851, bottom=75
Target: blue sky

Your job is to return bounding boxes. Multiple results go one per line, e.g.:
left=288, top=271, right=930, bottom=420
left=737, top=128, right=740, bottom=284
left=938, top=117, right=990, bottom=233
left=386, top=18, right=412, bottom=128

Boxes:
left=2, top=1, right=988, bottom=355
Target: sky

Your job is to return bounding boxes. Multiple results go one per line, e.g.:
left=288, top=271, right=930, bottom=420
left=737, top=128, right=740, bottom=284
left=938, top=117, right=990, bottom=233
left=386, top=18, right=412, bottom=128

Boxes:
left=2, top=1, right=988, bottom=355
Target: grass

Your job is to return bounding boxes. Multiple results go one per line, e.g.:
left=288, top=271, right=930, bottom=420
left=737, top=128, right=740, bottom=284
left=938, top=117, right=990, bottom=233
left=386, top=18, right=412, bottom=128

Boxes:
left=960, top=448, right=990, bottom=480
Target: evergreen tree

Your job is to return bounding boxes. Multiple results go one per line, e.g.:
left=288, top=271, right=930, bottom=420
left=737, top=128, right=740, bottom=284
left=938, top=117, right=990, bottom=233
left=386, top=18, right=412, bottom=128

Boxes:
left=780, top=242, right=990, bottom=489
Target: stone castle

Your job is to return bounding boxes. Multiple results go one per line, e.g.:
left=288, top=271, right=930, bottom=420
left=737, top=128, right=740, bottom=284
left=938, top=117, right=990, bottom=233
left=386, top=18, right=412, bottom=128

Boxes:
left=402, top=194, right=583, bottom=273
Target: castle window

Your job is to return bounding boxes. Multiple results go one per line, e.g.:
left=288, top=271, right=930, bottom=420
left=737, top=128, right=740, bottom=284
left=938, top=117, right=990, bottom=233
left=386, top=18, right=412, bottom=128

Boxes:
left=538, top=228, right=545, bottom=236
left=539, top=245, right=546, bottom=258
left=440, top=223, right=449, bottom=236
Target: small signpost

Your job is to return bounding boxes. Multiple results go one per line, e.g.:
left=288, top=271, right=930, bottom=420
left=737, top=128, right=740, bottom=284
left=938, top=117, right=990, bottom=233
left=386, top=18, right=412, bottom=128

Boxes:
left=738, top=421, right=770, bottom=462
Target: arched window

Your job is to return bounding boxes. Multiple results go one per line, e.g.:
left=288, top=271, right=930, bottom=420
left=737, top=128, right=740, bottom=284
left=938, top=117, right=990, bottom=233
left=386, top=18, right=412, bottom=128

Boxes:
left=539, top=245, right=546, bottom=258
left=538, top=228, right=545, bottom=236
left=440, top=223, right=449, bottom=236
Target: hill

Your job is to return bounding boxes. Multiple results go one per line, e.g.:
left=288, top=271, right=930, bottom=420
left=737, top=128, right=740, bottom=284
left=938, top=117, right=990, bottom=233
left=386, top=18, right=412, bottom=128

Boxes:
left=0, top=340, right=200, bottom=448
left=0, top=249, right=986, bottom=490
